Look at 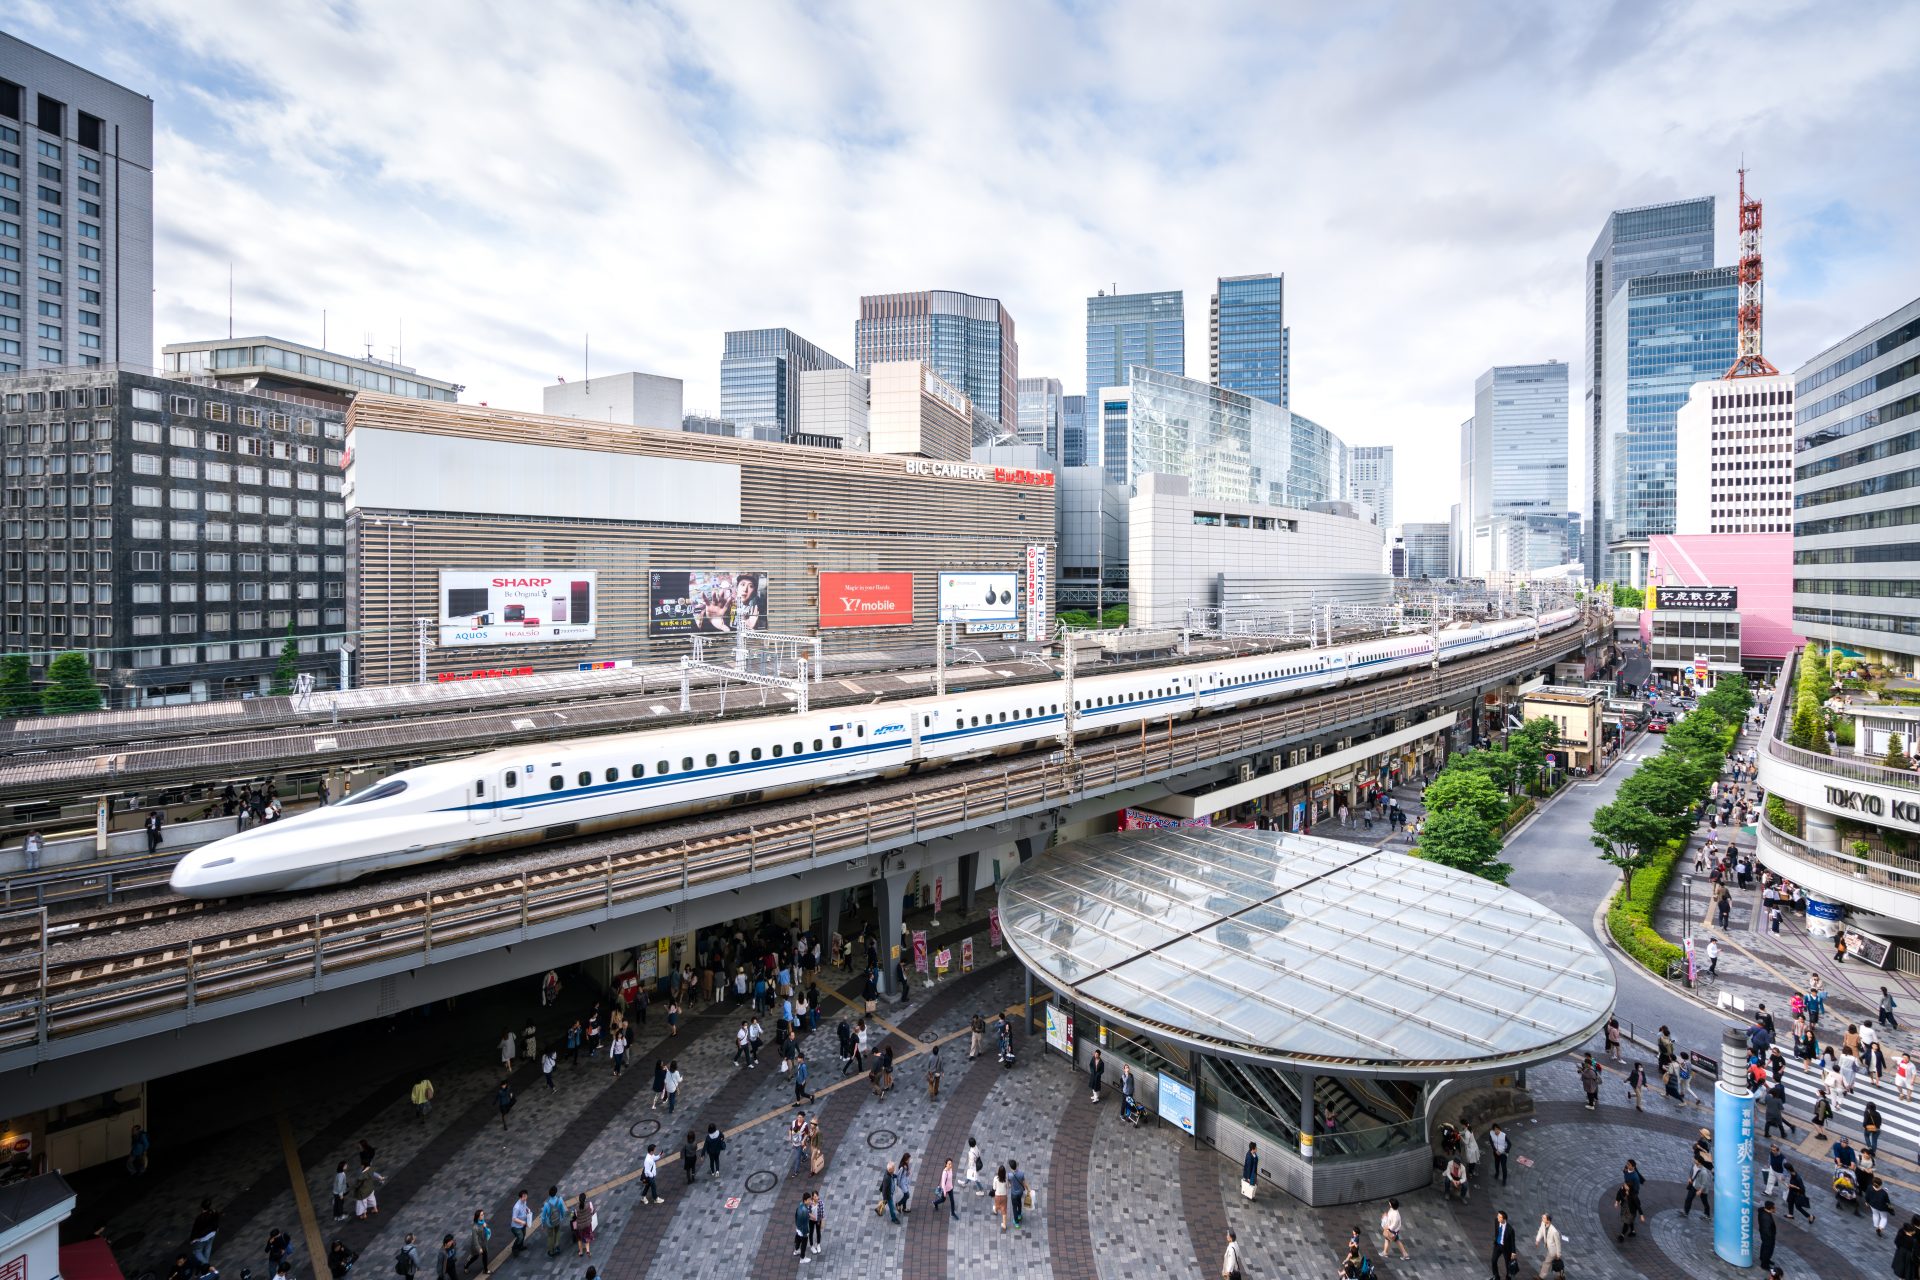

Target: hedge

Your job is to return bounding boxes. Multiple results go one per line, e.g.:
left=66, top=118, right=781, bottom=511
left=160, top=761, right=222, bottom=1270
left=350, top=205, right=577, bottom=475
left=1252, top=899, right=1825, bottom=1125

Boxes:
left=1605, top=836, right=1687, bottom=976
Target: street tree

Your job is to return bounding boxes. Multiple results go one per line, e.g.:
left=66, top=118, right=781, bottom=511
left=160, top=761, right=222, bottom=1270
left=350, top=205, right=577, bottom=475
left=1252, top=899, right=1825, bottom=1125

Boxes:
left=1590, top=799, right=1677, bottom=899
left=1421, top=768, right=1508, bottom=825
left=0, top=654, right=34, bottom=718
left=40, top=651, right=102, bottom=714
left=1416, top=808, right=1512, bottom=885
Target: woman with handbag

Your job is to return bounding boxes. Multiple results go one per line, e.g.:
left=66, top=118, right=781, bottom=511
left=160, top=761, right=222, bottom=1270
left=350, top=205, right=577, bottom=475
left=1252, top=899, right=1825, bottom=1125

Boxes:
left=571, top=1195, right=595, bottom=1257
left=1534, top=1212, right=1562, bottom=1277
left=1221, top=1230, right=1243, bottom=1280
left=1379, top=1200, right=1409, bottom=1260
left=1240, top=1142, right=1259, bottom=1200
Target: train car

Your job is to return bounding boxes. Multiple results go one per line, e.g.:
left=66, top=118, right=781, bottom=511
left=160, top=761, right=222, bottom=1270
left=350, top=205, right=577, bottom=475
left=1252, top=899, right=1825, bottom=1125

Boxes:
left=171, top=608, right=1587, bottom=896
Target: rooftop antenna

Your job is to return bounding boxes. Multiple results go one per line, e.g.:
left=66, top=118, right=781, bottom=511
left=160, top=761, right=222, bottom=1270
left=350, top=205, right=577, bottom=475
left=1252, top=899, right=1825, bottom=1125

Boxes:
left=585, top=333, right=590, bottom=393
left=398, top=317, right=403, bottom=366
left=1724, top=164, right=1780, bottom=378
left=227, top=262, right=233, bottom=338
left=322, top=309, right=327, bottom=350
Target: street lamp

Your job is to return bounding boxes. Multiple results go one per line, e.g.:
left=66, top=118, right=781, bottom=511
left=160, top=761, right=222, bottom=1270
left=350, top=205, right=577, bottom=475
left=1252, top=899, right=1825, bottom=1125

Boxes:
left=1682, top=875, right=1694, bottom=942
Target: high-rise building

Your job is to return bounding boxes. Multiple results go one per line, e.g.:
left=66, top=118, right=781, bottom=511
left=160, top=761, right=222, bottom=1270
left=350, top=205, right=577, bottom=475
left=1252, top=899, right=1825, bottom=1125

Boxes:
left=1464, top=362, right=1570, bottom=553
left=1601, top=266, right=1739, bottom=584
left=719, top=328, right=848, bottom=444
left=1583, top=197, right=1716, bottom=580
left=1348, top=445, right=1394, bottom=529
left=1402, top=522, right=1452, bottom=579
left=1085, top=289, right=1183, bottom=413
left=0, top=366, right=346, bottom=706
left=1673, top=372, right=1795, bottom=535
left=1791, top=294, right=1920, bottom=670
left=0, top=35, right=154, bottom=374
left=1016, top=376, right=1064, bottom=458
left=793, top=367, right=869, bottom=451
left=854, top=291, right=1017, bottom=435
left=163, top=336, right=462, bottom=409
left=1061, top=394, right=1089, bottom=469
left=1095, top=366, right=1347, bottom=508
left=1210, top=274, right=1287, bottom=407
left=866, top=361, right=972, bottom=461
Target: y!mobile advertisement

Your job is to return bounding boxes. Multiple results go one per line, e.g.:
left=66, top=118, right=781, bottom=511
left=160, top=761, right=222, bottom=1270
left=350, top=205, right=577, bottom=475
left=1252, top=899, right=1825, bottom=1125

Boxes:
left=649, top=570, right=771, bottom=637
left=938, top=571, right=1019, bottom=632
left=818, top=572, right=915, bottom=629
left=439, top=571, right=596, bottom=647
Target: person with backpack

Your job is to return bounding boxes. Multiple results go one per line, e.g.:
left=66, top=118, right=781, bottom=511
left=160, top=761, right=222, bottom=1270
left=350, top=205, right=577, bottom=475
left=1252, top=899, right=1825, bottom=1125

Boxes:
left=540, top=1185, right=569, bottom=1254
left=391, top=1234, right=419, bottom=1280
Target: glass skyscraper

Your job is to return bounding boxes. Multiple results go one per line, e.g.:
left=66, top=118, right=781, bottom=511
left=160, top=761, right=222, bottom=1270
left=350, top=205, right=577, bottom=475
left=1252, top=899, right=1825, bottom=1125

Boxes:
left=1086, top=289, right=1183, bottom=401
left=719, top=328, right=848, bottom=443
left=1583, top=198, right=1715, bottom=579
left=854, top=290, right=1018, bottom=434
left=1016, top=376, right=1064, bottom=458
left=1210, top=273, right=1288, bottom=408
left=1062, top=394, right=1089, bottom=468
left=1100, top=366, right=1346, bottom=508
left=1602, top=267, right=1739, bottom=582
left=1468, top=362, right=1570, bottom=519
left=1348, top=445, right=1394, bottom=528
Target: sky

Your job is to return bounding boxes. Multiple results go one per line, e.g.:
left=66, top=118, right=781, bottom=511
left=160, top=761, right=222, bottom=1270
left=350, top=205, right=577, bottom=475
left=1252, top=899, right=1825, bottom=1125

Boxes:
left=12, top=0, right=1920, bottom=524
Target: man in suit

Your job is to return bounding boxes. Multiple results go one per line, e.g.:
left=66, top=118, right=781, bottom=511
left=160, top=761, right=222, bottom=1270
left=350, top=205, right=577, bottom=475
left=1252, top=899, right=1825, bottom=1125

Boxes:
left=1757, top=1202, right=1778, bottom=1268
left=1490, top=1210, right=1517, bottom=1279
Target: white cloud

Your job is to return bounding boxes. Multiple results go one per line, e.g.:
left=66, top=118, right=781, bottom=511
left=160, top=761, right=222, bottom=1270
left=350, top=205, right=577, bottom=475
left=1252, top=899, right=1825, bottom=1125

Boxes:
left=19, top=0, right=1920, bottom=520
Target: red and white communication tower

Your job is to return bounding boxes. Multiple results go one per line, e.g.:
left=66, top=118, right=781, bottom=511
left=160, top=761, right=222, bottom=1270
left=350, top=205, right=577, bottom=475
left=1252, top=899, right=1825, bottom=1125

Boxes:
left=1724, top=167, right=1779, bottom=378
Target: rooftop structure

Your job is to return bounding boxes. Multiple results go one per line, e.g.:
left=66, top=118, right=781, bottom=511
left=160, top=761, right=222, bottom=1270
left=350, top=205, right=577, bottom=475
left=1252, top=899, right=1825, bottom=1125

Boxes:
left=164, top=336, right=461, bottom=409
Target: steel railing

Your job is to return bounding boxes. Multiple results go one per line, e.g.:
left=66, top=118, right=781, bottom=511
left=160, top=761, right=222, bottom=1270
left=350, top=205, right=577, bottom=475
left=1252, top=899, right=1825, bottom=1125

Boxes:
left=1755, top=814, right=1920, bottom=894
left=1766, top=651, right=1920, bottom=791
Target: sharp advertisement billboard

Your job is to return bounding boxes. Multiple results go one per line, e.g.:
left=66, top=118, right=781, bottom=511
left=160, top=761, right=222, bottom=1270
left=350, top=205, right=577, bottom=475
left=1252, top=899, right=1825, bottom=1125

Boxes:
left=938, top=571, right=1019, bottom=634
left=439, top=571, right=597, bottom=647
left=649, top=570, right=771, bottom=637
left=819, top=572, right=915, bottom=629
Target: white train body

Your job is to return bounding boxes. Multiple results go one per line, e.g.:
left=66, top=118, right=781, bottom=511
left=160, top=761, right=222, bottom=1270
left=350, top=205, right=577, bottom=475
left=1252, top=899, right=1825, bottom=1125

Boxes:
left=170, top=609, right=1581, bottom=896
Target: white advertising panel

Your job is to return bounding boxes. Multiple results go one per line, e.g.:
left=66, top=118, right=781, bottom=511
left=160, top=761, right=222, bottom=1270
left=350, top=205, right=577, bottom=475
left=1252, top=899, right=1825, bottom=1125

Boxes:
left=440, top=571, right=597, bottom=647
left=939, top=571, right=1019, bottom=631
left=1024, top=544, right=1048, bottom=643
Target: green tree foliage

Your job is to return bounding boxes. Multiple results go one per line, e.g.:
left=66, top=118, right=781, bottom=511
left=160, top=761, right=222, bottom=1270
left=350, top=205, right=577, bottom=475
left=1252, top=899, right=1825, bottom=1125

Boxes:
left=1591, top=799, right=1678, bottom=899
left=0, top=654, right=34, bottom=718
left=1055, top=610, right=1095, bottom=630
left=1099, top=604, right=1129, bottom=628
left=1506, top=717, right=1561, bottom=794
left=1888, top=732, right=1909, bottom=770
left=1610, top=585, right=1645, bottom=608
left=1415, top=807, right=1512, bottom=885
left=1421, top=768, right=1509, bottom=825
left=270, top=626, right=300, bottom=697
left=1764, top=794, right=1799, bottom=837
left=1451, top=744, right=1518, bottom=796
left=40, top=651, right=102, bottom=714
left=1789, top=702, right=1825, bottom=753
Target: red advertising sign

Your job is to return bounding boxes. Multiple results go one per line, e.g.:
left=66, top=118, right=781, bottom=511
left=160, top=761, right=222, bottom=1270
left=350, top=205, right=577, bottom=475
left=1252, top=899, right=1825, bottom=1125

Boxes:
left=818, top=572, right=915, bottom=629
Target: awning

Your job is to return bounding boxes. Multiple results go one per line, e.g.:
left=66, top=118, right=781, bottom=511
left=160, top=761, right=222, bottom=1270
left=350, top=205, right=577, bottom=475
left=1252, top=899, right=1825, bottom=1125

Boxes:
left=61, top=1239, right=127, bottom=1280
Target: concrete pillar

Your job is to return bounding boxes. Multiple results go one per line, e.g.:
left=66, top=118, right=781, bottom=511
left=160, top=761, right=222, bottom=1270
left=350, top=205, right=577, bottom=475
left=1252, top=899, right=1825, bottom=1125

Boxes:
left=95, top=797, right=110, bottom=855
left=958, top=851, right=979, bottom=914
left=824, top=889, right=842, bottom=950
left=1804, top=807, right=1841, bottom=854
left=1298, top=1071, right=1318, bottom=1159
left=879, top=868, right=908, bottom=996
left=796, top=897, right=814, bottom=933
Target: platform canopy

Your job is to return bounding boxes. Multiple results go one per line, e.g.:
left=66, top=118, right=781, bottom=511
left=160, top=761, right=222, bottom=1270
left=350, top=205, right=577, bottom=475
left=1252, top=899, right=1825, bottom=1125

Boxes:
left=998, top=828, right=1615, bottom=1075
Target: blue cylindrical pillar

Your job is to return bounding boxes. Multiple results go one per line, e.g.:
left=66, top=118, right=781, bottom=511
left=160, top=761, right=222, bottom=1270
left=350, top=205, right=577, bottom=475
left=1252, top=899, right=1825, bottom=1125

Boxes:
left=1713, top=1028, right=1755, bottom=1266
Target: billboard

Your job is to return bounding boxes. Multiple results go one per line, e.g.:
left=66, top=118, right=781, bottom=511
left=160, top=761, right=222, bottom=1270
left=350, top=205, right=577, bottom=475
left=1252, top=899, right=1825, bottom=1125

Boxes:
left=819, top=572, right=915, bottom=630
left=1651, top=585, right=1737, bottom=611
left=1024, top=544, right=1049, bottom=643
left=438, top=571, right=596, bottom=647
left=649, top=570, right=770, bottom=637
left=938, top=571, right=1019, bottom=631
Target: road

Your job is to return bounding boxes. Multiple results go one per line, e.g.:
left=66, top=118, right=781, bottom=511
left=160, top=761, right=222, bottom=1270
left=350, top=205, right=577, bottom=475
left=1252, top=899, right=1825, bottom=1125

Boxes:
left=1504, top=729, right=1726, bottom=1056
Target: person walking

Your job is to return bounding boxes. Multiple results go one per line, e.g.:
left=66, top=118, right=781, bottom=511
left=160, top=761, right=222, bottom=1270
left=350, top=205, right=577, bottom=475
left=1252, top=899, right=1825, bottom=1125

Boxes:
left=650, top=1059, right=667, bottom=1110
left=1757, top=1202, right=1777, bottom=1268
left=188, top=1199, right=221, bottom=1266
left=791, top=1195, right=811, bottom=1260
left=1865, top=1100, right=1885, bottom=1156
left=933, top=1158, right=957, bottom=1220
left=963, top=1138, right=986, bottom=1194
left=498, top=1028, right=516, bottom=1073
left=541, top=1050, right=557, bottom=1092
left=436, top=1235, right=457, bottom=1280
left=1533, top=1213, right=1561, bottom=1279
left=351, top=1163, right=384, bottom=1219
left=1578, top=1055, right=1601, bottom=1110
left=1221, top=1230, right=1243, bottom=1280
left=664, top=1061, right=683, bottom=1113
left=924, top=1045, right=941, bottom=1102
left=1487, top=1123, right=1510, bottom=1184
left=875, top=1161, right=899, bottom=1225
left=1626, top=1060, right=1647, bottom=1111
left=992, top=1164, right=1009, bottom=1231
left=1242, top=1142, right=1259, bottom=1197
left=411, top=1079, right=435, bottom=1119
left=1869, top=1176, right=1894, bottom=1237
left=1007, top=1159, right=1027, bottom=1230
left=704, top=1123, right=727, bottom=1177
left=807, top=1190, right=823, bottom=1257
left=680, top=1131, right=699, bottom=1185
left=330, top=1163, right=350, bottom=1221
left=894, top=1153, right=914, bottom=1216
left=566, top=1019, right=582, bottom=1068
left=1490, top=1211, right=1516, bottom=1280
left=1682, top=1156, right=1712, bottom=1217
left=1604, top=1016, right=1621, bottom=1060
left=1614, top=1178, right=1644, bottom=1241
left=639, top=1146, right=660, bottom=1206
left=539, top=1186, right=569, bottom=1254
left=1088, top=1049, right=1105, bottom=1103
left=460, top=1210, right=489, bottom=1274
left=1893, top=1215, right=1920, bottom=1279
left=1882, top=987, right=1901, bottom=1030
left=609, top=1032, right=627, bottom=1077
left=496, top=1080, right=515, bottom=1129
left=1379, top=1199, right=1409, bottom=1260
left=794, top=1052, right=813, bottom=1105
left=1782, top=1163, right=1815, bottom=1224
left=969, top=1012, right=985, bottom=1061
left=509, top=1192, right=532, bottom=1254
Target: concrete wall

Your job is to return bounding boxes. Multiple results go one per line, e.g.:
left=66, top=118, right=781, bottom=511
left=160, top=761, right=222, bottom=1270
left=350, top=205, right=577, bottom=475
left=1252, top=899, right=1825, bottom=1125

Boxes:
left=541, top=372, right=685, bottom=431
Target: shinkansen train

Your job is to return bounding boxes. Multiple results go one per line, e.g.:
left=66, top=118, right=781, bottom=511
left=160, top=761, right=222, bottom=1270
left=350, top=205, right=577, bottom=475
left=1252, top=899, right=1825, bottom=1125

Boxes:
left=169, top=608, right=1581, bottom=896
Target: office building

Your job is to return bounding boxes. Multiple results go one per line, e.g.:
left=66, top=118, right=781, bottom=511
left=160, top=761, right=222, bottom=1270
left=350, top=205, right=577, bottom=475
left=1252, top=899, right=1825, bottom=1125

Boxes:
left=1470, top=362, right=1569, bottom=518
left=855, top=290, right=1017, bottom=434
left=1085, top=289, right=1183, bottom=431
left=1, top=366, right=346, bottom=706
left=718, top=328, right=848, bottom=444
left=1052, top=464, right=1128, bottom=612
left=1209, top=273, right=1287, bottom=407
left=1061, top=394, right=1089, bottom=469
left=1673, top=372, right=1795, bottom=534
left=867, top=360, right=972, bottom=461
left=163, top=336, right=462, bottom=409
left=1600, top=266, right=1739, bottom=585
left=1095, top=366, right=1348, bottom=508
left=542, top=372, right=684, bottom=431
left=1402, top=521, right=1452, bottom=579
left=1348, top=445, right=1394, bottom=529
left=1129, top=473, right=1388, bottom=629
left=1583, top=197, right=1716, bottom=580
left=1471, top=512, right=1581, bottom=579
left=1791, top=294, right=1920, bottom=671
left=1016, top=376, right=1064, bottom=458
left=793, top=367, right=869, bottom=451
left=0, top=35, right=153, bottom=374
left=1646, top=534, right=1795, bottom=669
left=343, top=395, right=1055, bottom=684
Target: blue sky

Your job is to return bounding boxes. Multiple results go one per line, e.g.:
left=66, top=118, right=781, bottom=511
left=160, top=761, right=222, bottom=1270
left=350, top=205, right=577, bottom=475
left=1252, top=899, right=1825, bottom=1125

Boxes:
left=11, top=0, right=1920, bottom=522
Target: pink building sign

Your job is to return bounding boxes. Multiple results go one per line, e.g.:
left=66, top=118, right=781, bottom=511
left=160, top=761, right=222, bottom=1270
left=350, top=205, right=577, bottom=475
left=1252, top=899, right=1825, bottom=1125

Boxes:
left=1647, top=533, right=1799, bottom=663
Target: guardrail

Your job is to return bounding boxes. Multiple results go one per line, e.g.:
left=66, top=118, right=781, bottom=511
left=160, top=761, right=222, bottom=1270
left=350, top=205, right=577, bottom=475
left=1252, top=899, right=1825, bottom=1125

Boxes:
left=1755, top=814, right=1920, bottom=895
left=0, top=623, right=1601, bottom=1057
left=1767, top=651, right=1920, bottom=791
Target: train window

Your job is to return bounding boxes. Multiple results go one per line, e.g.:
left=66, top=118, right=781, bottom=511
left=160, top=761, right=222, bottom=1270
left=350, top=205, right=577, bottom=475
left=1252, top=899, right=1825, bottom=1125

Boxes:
left=549, top=776, right=563, bottom=791
left=857, top=726, right=865, bottom=737
left=751, top=747, right=763, bottom=761
left=504, top=773, right=517, bottom=789
left=630, top=764, right=643, bottom=779
left=813, top=739, right=823, bottom=751
left=706, top=754, right=717, bottom=768
left=683, top=757, right=694, bottom=771
left=832, top=736, right=842, bottom=749
left=729, top=750, right=741, bottom=764
left=605, top=768, right=618, bottom=783
left=659, top=760, right=670, bottom=774
left=970, top=716, right=979, bottom=727
left=999, top=712, right=1008, bottom=723
left=578, top=771, right=592, bottom=786
left=772, top=744, right=783, bottom=758
left=794, top=742, right=803, bottom=755
left=344, top=779, right=408, bottom=805
left=474, top=780, right=486, bottom=798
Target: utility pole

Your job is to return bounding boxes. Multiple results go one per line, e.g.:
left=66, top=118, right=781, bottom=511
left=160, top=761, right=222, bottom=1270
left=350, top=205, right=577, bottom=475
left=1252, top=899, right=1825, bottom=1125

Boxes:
left=415, top=618, right=431, bottom=684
